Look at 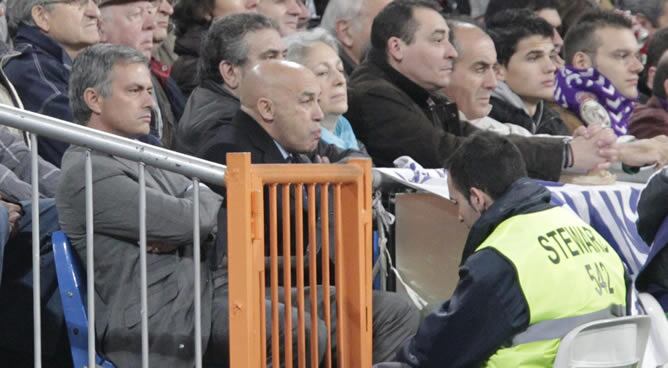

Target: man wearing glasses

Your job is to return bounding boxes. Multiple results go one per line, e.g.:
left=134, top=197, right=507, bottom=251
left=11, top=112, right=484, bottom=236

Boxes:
left=4, top=0, right=100, bottom=167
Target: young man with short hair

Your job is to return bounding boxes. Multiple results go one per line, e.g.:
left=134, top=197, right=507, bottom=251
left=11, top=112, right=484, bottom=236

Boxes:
left=556, top=10, right=644, bottom=136
left=486, top=9, right=569, bottom=136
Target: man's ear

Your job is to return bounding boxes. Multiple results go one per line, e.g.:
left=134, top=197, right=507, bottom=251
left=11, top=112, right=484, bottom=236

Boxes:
left=335, top=19, right=353, bottom=49
left=387, top=36, right=404, bottom=62
left=469, top=187, right=489, bottom=213
left=496, top=64, right=507, bottom=81
left=31, top=5, right=51, bottom=32
left=572, top=51, right=593, bottom=69
left=662, top=79, right=668, bottom=98
left=219, top=61, right=241, bottom=90
left=83, top=87, right=103, bottom=115
left=257, top=97, right=274, bottom=122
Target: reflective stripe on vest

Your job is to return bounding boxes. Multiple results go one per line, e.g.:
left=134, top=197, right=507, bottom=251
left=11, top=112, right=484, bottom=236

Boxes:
left=477, top=206, right=626, bottom=368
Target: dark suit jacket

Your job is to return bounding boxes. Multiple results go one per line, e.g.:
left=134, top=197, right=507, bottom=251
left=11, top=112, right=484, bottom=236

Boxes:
left=198, top=109, right=367, bottom=263
left=57, top=146, right=223, bottom=367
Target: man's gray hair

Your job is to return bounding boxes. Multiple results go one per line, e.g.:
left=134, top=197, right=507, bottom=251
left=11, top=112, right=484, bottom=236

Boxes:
left=320, top=0, right=365, bottom=35
left=285, top=27, right=339, bottom=65
left=69, top=44, right=148, bottom=125
left=7, top=0, right=52, bottom=32
left=618, top=0, right=668, bottom=28
left=197, top=12, right=279, bottom=84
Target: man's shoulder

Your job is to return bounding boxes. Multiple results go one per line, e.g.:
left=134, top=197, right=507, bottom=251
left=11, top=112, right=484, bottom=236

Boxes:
left=197, top=119, right=252, bottom=162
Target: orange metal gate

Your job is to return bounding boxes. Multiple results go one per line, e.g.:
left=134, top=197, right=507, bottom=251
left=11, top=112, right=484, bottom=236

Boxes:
left=226, top=153, right=373, bottom=368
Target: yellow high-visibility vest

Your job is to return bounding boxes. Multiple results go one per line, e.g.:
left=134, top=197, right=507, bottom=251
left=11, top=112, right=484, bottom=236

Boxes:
left=476, top=206, right=627, bottom=367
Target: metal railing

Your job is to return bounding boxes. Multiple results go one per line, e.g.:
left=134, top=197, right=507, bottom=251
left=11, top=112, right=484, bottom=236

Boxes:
left=0, top=104, right=375, bottom=368
left=0, top=104, right=225, bottom=368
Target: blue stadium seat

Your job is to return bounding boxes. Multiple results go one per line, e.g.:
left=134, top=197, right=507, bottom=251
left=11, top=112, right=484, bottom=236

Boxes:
left=51, top=231, right=115, bottom=368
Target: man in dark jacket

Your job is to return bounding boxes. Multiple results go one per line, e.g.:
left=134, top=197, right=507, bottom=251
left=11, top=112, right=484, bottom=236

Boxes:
left=200, top=59, right=421, bottom=364
left=485, top=9, right=569, bottom=136
left=346, top=0, right=615, bottom=180
left=395, top=131, right=627, bottom=367
left=4, top=0, right=101, bottom=166
left=630, top=55, right=668, bottom=139
left=176, top=12, right=285, bottom=156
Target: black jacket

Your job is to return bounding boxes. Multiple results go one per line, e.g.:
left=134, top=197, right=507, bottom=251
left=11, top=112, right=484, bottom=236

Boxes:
left=171, top=24, right=207, bottom=98
left=489, top=96, right=570, bottom=136
left=636, top=168, right=668, bottom=297
left=175, top=80, right=240, bottom=156
left=198, top=109, right=366, bottom=260
left=346, top=48, right=564, bottom=181
left=397, top=178, right=552, bottom=367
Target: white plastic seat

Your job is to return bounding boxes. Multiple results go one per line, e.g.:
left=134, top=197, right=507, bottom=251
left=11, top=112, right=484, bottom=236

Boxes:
left=638, top=292, right=668, bottom=367
left=553, top=315, right=651, bottom=368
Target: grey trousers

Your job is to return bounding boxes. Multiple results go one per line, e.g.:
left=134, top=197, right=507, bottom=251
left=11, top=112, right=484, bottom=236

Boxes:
left=205, top=280, right=419, bottom=367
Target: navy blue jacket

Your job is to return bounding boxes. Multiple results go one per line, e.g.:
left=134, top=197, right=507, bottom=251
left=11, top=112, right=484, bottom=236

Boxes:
left=4, top=25, right=72, bottom=167
left=396, top=179, right=555, bottom=367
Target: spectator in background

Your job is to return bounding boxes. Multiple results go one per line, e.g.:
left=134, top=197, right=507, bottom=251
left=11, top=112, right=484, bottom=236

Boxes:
left=285, top=28, right=361, bottom=149
left=346, top=0, right=616, bottom=180
left=0, top=50, right=64, bottom=365
left=486, top=10, right=569, bottom=136
left=630, top=55, right=668, bottom=138
left=485, top=0, right=564, bottom=67
left=175, top=13, right=285, bottom=156
left=554, top=0, right=599, bottom=37
left=556, top=9, right=643, bottom=136
left=638, top=28, right=668, bottom=102
left=171, top=0, right=258, bottom=97
left=4, top=0, right=100, bottom=166
left=99, top=0, right=185, bottom=149
left=320, top=0, right=392, bottom=76
left=445, top=20, right=532, bottom=136
left=150, top=0, right=175, bottom=66
left=257, top=0, right=304, bottom=36
left=617, top=0, right=668, bottom=38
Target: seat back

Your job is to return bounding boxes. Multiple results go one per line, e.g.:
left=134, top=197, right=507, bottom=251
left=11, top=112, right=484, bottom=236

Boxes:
left=553, top=315, right=651, bottom=368
left=638, top=293, right=668, bottom=366
left=51, top=231, right=114, bottom=368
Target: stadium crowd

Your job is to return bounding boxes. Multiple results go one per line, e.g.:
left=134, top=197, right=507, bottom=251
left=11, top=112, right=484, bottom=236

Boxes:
left=0, top=0, right=668, bottom=366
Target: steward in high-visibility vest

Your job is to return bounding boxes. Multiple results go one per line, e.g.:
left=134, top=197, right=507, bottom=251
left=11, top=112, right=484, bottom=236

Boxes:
left=397, top=132, right=627, bottom=368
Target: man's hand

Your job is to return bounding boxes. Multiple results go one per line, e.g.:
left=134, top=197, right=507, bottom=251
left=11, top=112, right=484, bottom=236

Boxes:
left=570, top=125, right=619, bottom=171
left=618, top=135, right=668, bottom=168
left=314, top=155, right=330, bottom=164
left=0, top=196, right=23, bottom=239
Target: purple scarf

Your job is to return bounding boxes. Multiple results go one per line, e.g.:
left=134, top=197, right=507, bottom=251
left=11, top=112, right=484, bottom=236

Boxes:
left=555, top=66, right=636, bottom=136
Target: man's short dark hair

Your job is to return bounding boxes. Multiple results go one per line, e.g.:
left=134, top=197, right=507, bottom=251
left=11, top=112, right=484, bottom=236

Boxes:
left=370, top=0, right=442, bottom=54
left=485, top=9, right=554, bottom=66
left=652, top=57, right=668, bottom=99
left=446, top=131, right=527, bottom=200
left=484, top=0, right=558, bottom=21
left=563, top=10, right=633, bottom=66
left=197, top=13, right=279, bottom=85
left=172, top=0, right=216, bottom=37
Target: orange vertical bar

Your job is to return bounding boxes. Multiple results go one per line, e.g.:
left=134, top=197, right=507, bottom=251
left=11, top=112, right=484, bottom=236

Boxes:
left=294, top=184, right=306, bottom=368
left=282, top=184, right=293, bottom=368
left=339, top=159, right=373, bottom=367
left=333, top=184, right=346, bottom=367
left=320, top=183, right=332, bottom=368
left=269, top=184, right=280, bottom=368
left=226, top=152, right=263, bottom=368
left=256, top=184, right=268, bottom=368
left=308, top=184, right=319, bottom=368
